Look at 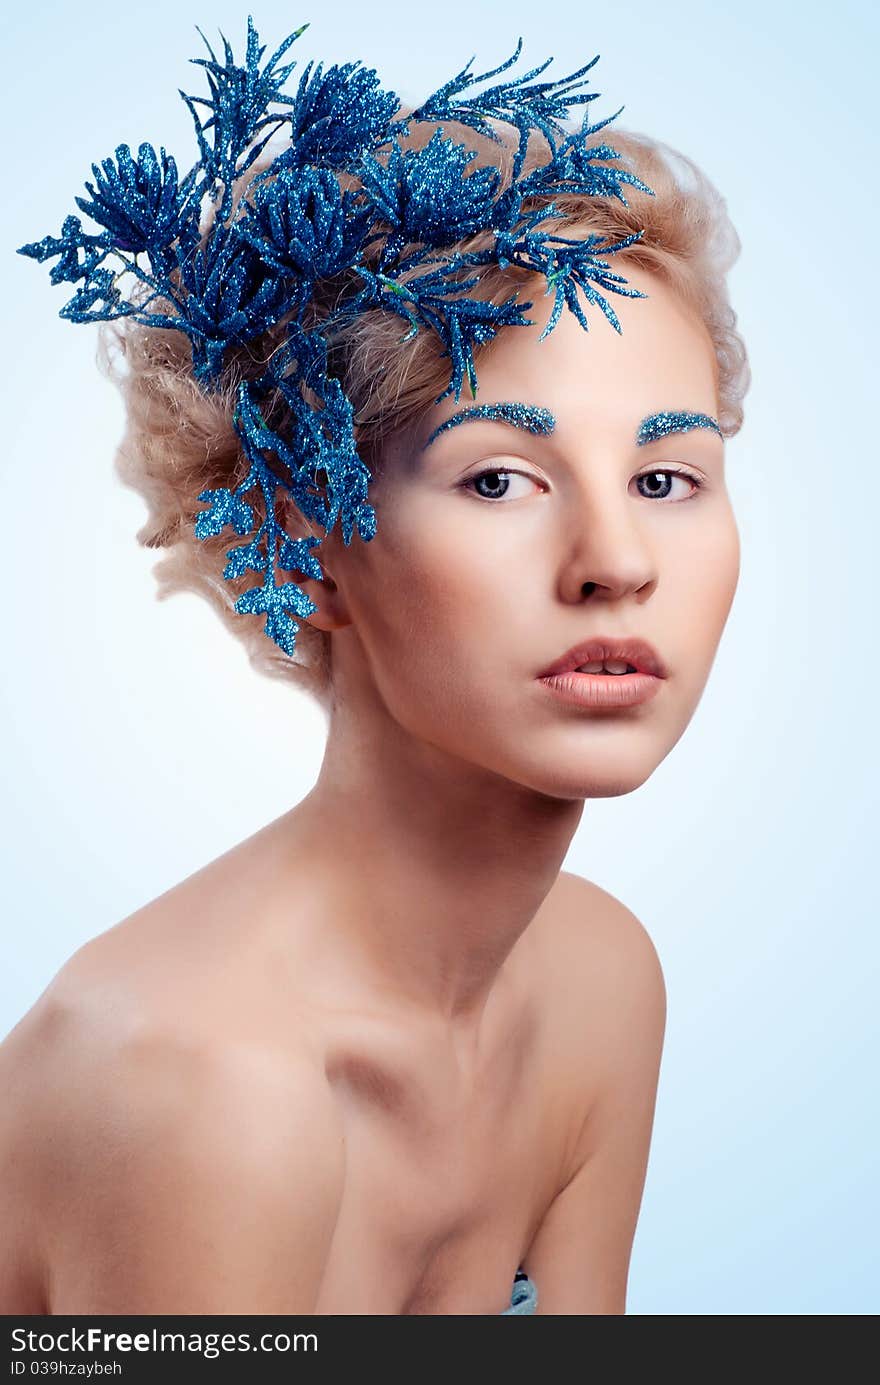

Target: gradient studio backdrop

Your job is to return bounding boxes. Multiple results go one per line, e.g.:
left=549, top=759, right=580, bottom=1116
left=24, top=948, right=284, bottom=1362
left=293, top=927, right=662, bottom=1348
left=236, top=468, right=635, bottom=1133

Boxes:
left=3, top=0, right=877, bottom=1315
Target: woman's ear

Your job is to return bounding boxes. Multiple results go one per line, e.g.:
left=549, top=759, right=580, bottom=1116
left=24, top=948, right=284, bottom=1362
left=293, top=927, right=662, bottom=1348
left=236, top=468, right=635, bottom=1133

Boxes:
left=292, top=534, right=354, bottom=634
left=297, top=561, right=352, bottom=633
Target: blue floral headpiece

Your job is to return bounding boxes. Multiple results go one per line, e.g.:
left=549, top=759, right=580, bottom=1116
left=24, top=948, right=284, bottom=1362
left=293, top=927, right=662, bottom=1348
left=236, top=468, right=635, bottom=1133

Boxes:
left=17, top=14, right=652, bottom=660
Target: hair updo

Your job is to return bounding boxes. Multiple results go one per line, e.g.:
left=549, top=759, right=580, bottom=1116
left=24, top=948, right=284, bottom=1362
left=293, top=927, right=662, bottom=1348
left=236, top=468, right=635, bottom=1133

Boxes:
left=97, top=113, right=749, bottom=712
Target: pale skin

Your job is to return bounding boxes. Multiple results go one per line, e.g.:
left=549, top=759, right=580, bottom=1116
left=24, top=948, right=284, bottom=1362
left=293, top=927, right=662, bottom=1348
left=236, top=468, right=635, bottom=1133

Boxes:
left=0, top=262, right=740, bottom=1314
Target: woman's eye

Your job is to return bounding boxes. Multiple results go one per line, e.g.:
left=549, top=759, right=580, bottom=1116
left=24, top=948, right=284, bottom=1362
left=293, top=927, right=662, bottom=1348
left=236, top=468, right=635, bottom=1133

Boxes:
left=460, top=467, right=704, bottom=503
left=460, top=469, right=543, bottom=502
left=633, top=468, right=703, bottom=501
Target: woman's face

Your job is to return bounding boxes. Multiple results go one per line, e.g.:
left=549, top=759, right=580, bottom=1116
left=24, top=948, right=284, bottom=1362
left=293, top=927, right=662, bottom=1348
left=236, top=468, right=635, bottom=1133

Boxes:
left=318, top=262, right=741, bottom=799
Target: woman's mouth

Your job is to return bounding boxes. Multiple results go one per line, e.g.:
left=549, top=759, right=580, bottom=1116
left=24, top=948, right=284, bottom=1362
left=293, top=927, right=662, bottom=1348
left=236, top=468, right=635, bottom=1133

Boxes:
left=536, top=666, right=663, bottom=709
left=535, top=635, right=667, bottom=707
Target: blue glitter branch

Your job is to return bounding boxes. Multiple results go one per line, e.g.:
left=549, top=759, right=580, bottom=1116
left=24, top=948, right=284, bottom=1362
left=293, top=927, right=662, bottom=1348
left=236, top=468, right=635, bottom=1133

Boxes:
left=178, top=16, right=310, bottom=222
left=16, top=13, right=654, bottom=661
left=404, top=38, right=605, bottom=181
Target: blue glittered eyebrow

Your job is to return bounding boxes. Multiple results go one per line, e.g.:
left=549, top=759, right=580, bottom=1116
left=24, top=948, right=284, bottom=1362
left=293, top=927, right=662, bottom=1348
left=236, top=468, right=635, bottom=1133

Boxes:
left=423, top=403, right=720, bottom=451
left=636, top=411, right=722, bottom=446
left=424, top=402, right=557, bottom=449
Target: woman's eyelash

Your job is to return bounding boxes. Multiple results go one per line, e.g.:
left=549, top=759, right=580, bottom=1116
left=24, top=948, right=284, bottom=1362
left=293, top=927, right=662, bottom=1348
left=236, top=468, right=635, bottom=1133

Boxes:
left=458, top=465, right=705, bottom=499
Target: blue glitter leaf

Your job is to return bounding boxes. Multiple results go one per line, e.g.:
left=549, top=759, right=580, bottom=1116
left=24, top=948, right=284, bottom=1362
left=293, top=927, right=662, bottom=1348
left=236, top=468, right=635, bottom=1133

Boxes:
left=278, top=534, right=325, bottom=579
left=194, top=487, right=256, bottom=539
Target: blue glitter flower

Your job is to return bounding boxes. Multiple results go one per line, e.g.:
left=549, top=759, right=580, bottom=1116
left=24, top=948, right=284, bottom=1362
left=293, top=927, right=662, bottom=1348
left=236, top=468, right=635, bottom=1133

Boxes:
left=172, top=218, right=294, bottom=385
left=73, top=143, right=188, bottom=256
left=283, top=59, right=401, bottom=169
left=359, top=132, right=501, bottom=247
left=236, top=165, right=374, bottom=279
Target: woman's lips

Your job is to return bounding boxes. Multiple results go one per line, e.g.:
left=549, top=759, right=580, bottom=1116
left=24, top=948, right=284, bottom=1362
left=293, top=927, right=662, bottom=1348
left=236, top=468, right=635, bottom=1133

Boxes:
left=537, top=635, right=667, bottom=679
left=536, top=669, right=663, bottom=709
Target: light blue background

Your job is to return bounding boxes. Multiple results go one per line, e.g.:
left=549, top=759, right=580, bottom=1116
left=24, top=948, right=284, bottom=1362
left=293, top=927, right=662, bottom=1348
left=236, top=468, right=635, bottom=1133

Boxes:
left=3, top=0, right=877, bottom=1315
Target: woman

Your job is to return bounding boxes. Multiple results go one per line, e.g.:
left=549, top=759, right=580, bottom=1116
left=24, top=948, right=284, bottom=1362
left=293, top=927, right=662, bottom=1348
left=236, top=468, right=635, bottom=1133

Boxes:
left=1, top=19, right=748, bottom=1314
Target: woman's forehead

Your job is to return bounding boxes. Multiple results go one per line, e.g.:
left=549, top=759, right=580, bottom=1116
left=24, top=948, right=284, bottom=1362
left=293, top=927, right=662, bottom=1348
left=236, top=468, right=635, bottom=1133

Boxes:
left=418, top=272, right=718, bottom=446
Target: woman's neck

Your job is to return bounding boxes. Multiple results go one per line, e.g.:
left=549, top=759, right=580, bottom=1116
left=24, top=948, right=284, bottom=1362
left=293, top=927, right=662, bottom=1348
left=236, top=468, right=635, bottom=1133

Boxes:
left=274, top=689, right=584, bottom=1045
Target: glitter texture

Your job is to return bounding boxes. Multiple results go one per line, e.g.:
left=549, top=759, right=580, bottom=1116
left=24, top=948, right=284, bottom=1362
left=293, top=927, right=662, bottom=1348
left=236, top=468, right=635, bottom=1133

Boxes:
left=637, top=411, right=722, bottom=446
left=425, top=402, right=556, bottom=447
left=502, top=1268, right=538, bottom=1314
left=17, top=14, right=656, bottom=660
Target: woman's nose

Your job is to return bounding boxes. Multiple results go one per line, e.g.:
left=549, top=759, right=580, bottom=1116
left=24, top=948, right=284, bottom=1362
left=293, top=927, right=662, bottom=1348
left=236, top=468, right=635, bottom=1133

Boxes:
left=556, top=478, right=658, bottom=604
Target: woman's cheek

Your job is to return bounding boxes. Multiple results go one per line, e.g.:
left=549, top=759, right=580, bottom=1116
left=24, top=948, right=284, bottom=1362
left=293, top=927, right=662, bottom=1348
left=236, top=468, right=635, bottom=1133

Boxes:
left=673, top=513, right=741, bottom=689
left=697, top=507, right=741, bottom=629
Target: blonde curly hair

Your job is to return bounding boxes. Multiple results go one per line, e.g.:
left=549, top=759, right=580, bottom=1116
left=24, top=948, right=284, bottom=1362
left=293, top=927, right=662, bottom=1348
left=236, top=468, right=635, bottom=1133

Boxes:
left=97, top=115, right=749, bottom=712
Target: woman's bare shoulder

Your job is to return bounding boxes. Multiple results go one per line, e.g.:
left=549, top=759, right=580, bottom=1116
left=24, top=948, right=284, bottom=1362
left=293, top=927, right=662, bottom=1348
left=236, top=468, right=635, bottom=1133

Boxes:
left=543, top=870, right=665, bottom=986
left=0, top=927, right=345, bottom=1313
left=518, top=873, right=667, bottom=1312
left=530, top=870, right=667, bottom=1127
left=30, top=821, right=303, bottom=1042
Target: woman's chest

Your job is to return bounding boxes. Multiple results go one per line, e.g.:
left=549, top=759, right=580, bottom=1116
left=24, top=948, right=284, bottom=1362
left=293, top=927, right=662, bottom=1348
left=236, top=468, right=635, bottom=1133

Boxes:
left=310, top=1032, right=570, bottom=1313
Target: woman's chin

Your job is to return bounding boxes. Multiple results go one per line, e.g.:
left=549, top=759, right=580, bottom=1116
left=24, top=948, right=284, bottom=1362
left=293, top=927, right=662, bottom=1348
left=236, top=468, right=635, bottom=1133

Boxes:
left=491, top=726, right=672, bottom=801
left=549, top=773, right=654, bottom=801
left=498, top=754, right=662, bottom=802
